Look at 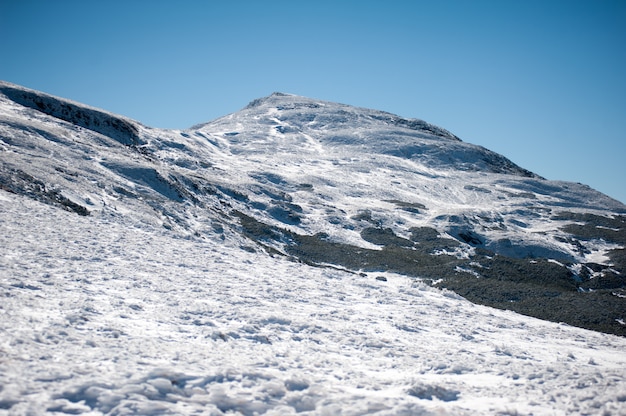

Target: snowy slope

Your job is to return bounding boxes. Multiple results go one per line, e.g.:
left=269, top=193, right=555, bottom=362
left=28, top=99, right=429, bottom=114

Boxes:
left=189, top=92, right=626, bottom=335
left=1, top=82, right=626, bottom=414
left=2, top=191, right=626, bottom=415
left=190, top=92, right=623, bottom=260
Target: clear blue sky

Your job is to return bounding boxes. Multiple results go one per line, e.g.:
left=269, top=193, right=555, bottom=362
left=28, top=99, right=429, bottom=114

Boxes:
left=2, top=0, right=625, bottom=203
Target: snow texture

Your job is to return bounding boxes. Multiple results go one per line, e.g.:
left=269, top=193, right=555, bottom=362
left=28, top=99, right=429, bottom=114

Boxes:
left=2, top=192, right=626, bottom=415
left=1, top=82, right=626, bottom=414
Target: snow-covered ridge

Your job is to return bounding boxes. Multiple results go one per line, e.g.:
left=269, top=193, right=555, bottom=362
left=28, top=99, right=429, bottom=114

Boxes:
left=194, top=91, right=538, bottom=178
left=242, top=91, right=461, bottom=141
left=1, top=82, right=626, bottom=414
left=1, top=82, right=625, bottom=334
left=0, top=81, right=142, bottom=146
left=185, top=90, right=623, bottom=260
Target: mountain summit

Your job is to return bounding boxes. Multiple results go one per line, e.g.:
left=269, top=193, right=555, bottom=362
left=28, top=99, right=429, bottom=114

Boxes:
left=194, top=91, right=535, bottom=177
left=1, top=81, right=625, bottom=336
left=2, top=82, right=626, bottom=414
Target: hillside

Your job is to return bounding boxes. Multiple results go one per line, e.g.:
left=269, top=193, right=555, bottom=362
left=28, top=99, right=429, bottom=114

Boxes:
left=1, top=81, right=625, bottom=414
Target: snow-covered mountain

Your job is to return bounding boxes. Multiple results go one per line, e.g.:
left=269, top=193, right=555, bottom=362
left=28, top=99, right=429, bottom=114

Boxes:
left=1, top=81, right=625, bottom=415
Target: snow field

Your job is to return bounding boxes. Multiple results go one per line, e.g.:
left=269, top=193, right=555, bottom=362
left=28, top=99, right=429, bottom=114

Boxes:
left=2, top=85, right=626, bottom=414
left=2, top=192, right=626, bottom=415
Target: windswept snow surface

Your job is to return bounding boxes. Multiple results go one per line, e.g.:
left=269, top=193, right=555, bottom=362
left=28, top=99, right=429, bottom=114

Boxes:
left=2, top=84, right=626, bottom=414
left=2, top=192, right=626, bottom=415
left=189, top=92, right=625, bottom=264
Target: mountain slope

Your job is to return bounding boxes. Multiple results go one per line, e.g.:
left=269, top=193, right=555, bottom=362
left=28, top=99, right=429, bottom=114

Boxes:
left=1, top=82, right=625, bottom=335
left=3, top=189, right=626, bottom=415
left=194, top=92, right=626, bottom=335
left=1, top=81, right=626, bottom=413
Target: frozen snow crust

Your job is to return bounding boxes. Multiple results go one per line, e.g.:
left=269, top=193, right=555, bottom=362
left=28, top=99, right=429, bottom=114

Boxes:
left=1, top=82, right=626, bottom=414
left=3, top=193, right=626, bottom=415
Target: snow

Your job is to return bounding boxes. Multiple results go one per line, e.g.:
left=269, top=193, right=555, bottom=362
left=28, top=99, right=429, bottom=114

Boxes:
left=2, top=191, right=626, bottom=415
left=2, top=83, right=626, bottom=414
left=184, top=92, right=625, bottom=265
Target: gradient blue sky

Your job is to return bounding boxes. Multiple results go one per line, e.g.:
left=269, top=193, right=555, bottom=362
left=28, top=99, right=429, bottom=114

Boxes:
left=2, top=0, right=625, bottom=203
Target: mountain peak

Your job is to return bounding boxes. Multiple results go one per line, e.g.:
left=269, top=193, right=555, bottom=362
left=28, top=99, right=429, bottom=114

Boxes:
left=243, top=91, right=316, bottom=110
left=3, top=82, right=626, bottom=415
left=2, top=82, right=625, bottom=338
left=199, top=93, right=539, bottom=177
left=243, top=92, right=461, bottom=138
